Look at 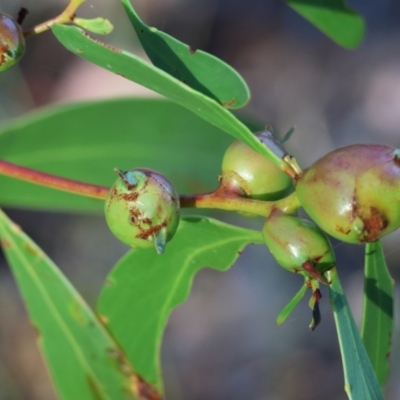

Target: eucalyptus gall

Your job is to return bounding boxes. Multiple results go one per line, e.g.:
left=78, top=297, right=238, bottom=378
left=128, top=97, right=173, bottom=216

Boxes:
left=105, top=168, right=180, bottom=254
left=220, top=131, right=292, bottom=200
left=0, top=13, right=25, bottom=72
left=296, top=144, right=400, bottom=243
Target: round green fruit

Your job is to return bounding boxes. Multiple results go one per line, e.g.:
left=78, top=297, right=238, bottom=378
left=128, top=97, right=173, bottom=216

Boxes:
left=221, top=131, right=292, bottom=200
left=105, top=168, right=180, bottom=254
left=296, top=144, right=400, bottom=243
left=0, top=14, right=25, bottom=72
left=263, top=209, right=335, bottom=282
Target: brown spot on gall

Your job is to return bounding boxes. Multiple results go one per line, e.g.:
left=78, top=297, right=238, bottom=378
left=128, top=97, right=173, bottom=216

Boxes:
left=137, top=220, right=167, bottom=240
left=336, top=225, right=351, bottom=235
left=360, top=207, right=388, bottom=242
left=122, top=191, right=139, bottom=202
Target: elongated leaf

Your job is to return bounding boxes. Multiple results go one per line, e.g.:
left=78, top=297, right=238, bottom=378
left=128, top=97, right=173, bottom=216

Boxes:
left=284, top=0, right=365, bottom=49
left=0, top=209, right=153, bottom=400
left=121, top=0, right=249, bottom=109
left=52, top=24, right=285, bottom=170
left=361, top=241, right=393, bottom=386
left=0, top=98, right=234, bottom=212
left=276, top=282, right=307, bottom=325
left=329, top=269, right=384, bottom=400
left=97, top=216, right=263, bottom=392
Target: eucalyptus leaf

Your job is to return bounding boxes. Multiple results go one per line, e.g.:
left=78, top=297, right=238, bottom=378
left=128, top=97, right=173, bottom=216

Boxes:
left=276, top=282, right=307, bottom=326
left=329, top=269, right=384, bottom=400
left=0, top=98, right=233, bottom=213
left=284, top=0, right=365, bottom=49
left=0, top=209, right=148, bottom=400
left=52, top=24, right=285, bottom=170
left=121, top=0, right=249, bottom=109
left=361, top=241, right=393, bottom=386
left=97, top=216, right=263, bottom=392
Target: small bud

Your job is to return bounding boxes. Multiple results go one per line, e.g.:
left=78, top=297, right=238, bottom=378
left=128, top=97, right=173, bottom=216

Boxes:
left=105, top=168, right=180, bottom=254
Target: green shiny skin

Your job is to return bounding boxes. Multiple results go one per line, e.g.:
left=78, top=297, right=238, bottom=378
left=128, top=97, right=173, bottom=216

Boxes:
left=263, top=210, right=335, bottom=279
left=0, top=14, right=25, bottom=72
left=296, top=144, right=400, bottom=243
left=221, top=136, right=292, bottom=201
left=105, top=168, right=180, bottom=254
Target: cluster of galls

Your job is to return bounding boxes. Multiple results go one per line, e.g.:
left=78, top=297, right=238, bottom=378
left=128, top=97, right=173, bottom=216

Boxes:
left=218, top=135, right=400, bottom=328
left=104, top=130, right=400, bottom=329
left=220, top=132, right=334, bottom=329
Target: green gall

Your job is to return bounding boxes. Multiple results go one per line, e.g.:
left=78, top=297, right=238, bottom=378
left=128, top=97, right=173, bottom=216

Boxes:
left=0, top=13, right=25, bottom=72
left=263, top=209, right=335, bottom=282
left=105, top=168, right=180, bottom=254
left=221, top=131, right=292, bottom=201
left=296, top=144, right=400, bottom=243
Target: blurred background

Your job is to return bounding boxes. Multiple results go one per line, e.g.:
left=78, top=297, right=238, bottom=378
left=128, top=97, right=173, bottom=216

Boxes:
left=0, top=0, right=400, bottom=399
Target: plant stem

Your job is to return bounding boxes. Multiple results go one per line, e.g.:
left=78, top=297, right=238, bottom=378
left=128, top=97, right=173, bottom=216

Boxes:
left=179, top=190, right=300, bottom=217
left=0, top=160, right=109, bottom=199
left=0, top=159, right=301, bottom=215
left=23, top=0, right=86, bottom=38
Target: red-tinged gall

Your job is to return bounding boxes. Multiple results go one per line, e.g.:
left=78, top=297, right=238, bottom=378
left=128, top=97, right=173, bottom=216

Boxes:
left=296, top=144, right=400, bottom=243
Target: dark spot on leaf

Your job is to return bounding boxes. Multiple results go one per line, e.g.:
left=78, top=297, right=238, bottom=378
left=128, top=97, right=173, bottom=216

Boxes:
left=188, top=46, right=196, bottom=55
left=31, top=323, right=41, bottom=339
left=221, top=98, right=236, bottom=107
left=87, top=375, right=104, bottom=400
left=70, top=302, right=87, bottom=325
left=106, top=347, right=136, bottom=378
left=135, top=375, right=163, bottom=400
left=82, top=32, right=122, bottom=53
left=0, top=238, right=11, bottom=249
left=24, top=243, right=41, bottom=257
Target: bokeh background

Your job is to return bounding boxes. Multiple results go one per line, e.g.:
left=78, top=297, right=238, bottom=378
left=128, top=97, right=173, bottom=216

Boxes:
left=0, top=0, right=400, bottom=399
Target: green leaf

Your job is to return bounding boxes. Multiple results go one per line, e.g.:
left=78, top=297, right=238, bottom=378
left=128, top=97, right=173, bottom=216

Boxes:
left=73, top=17, right=114, bottom=35
left=284, top=0, right=365, bottom=49
left=0, top=209, right=148, bottom=400
left=276, top=282, right=307, bottom=326
left=361, top=241, right=393, bottom=386
left=0, top=98, right=234, bottom=213
left=97, top=216, right=263, bottom=392
left=52, top=24, right=285, bottom=171
left=121, top=0, right=249, bottom=109
left=329, top=269, right=384, bottom=400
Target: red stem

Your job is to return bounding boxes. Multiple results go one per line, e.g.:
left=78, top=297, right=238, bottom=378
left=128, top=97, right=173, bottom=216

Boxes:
left=0, top=160, right=301, bottom=216
left=0, top=160, right=109, bottom=199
